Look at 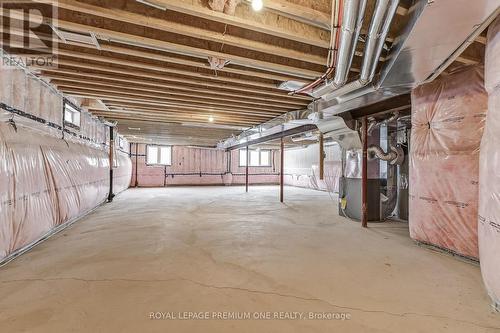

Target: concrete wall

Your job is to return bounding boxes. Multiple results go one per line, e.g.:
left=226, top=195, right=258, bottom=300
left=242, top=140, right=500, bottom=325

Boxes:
left=130, top=143, right=281, bottom=187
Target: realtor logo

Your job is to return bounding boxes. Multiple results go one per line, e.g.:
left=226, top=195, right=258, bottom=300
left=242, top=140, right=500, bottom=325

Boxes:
left=0, top=0, right=58, bottom=68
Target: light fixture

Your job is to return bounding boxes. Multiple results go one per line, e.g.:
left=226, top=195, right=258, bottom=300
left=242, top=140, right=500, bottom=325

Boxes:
left=252, top=0, right=263, bottom=11
left=208, top=115, right=215, bottom=123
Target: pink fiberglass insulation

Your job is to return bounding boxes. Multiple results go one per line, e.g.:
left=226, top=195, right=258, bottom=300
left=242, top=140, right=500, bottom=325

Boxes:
left=130, top=144, right=280, bottom=187
left=0, top=66, right=131, bottom=262
left=409, top=65, right=488, bottom=259
left=0, top=123, right=131, bottom=261
left=229, top=149, right=280, bottom=185
left=479, top=16, right=500, bottom=309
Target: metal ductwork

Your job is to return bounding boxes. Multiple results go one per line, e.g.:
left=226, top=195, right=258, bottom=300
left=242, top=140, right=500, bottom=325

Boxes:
left=318, top=0, right=500, bottom=117
left=312, top=0, right=399, bottom=101
left=221, top=0, right=499, bottom=151
left=312, top=0, right=368, bottom=97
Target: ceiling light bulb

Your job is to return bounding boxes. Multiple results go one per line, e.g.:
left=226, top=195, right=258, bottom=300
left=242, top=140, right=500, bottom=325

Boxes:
left=252, top=0, right=263, bottom=11
left=208, top=115, right=215, bottom=123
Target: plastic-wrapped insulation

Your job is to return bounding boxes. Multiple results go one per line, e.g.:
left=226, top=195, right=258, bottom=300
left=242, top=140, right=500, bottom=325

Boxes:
left=409, top=65, right=488, bottom=259
left=478, top=15, right=500, bottom=310
left=0, top=64, right=132, bottom=263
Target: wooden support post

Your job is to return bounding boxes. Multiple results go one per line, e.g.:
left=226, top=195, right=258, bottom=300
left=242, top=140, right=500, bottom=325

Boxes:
left=319, top=133, right=324, bottom=180
left=361, top=117, right=368, bottom=228
left=280, top=137, right=284, bottom=203
left=245, top=147, right=249, bottom=193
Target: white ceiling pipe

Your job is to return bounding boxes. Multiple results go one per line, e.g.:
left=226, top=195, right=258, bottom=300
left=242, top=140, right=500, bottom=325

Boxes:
left=312, top=0, right=367, bottom=98
left=361, top=0, right=399, bottom=83
left=334, top=0, right=368, bottom=86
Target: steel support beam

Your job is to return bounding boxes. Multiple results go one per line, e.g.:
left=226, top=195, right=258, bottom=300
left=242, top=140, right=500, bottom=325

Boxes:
left=135, top=143, right=139, bottom=187
left=361, top=116, right=368, bottom=228
left=319, top=133, right=325, bottom=180
left=280, top=137, right=284, bottom=203
left=108, top=126, right=115, bottom=202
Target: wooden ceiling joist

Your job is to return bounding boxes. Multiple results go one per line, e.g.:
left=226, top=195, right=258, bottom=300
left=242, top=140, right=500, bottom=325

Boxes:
left=60, top=90, right=285, bottom=118
left=125, top=0, right=331, bottom=47
left=94, top=43, right=309, bottom=83
left=6, top=25, right=315, bottom=83
left=55, top=84, right=296, bottom=114
left=242, top=0, right=410, bottom=29
left=49, top=77, right=303, bottom=110
left=48, top=0, right=327, bottom=66
left=93, top=107, right=267, bottom=123
left=49, top=56, right=300, bottom=90
left=42, top=70, right=309, bottom=106
left=89, top=110, right=261, bottom=126
left=37, top=63, right=310, bottom=101
left=102, top=106, right=271, bottom=123
left=8, top=9, right=323, bottom=79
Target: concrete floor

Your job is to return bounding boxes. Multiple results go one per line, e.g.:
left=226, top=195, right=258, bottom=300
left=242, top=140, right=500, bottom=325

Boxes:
left=0, top=186, right=499, bottom=332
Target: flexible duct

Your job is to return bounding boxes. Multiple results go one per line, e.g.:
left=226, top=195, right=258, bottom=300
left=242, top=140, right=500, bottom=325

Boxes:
left=368, top=144, right=404, bottom=165
left=312, top=0, right=400, bottom=101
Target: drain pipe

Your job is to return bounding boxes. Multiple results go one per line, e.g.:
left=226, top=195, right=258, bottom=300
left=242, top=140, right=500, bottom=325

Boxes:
left=312, top=0, right=400, bottom=101
left=312, top=0, right=367, bottom=97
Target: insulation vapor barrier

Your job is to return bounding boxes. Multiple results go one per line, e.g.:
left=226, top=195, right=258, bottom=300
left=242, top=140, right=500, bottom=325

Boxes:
left=479, top=16, right=500, bottom=309
left=0, top=65, right=132, bottom=262
left=409, top=65, right=488, bottom=259
left=130, top=144, right=280, bottom=187
left=284, top=143, right=342, bottom=193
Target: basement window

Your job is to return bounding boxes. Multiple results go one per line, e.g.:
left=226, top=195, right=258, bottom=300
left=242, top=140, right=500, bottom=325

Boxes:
left=239, top=149, right=271, bottom=167
left=63, top=102, right=81, bottom=128
left=147, top=145, right=172, bottom=166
